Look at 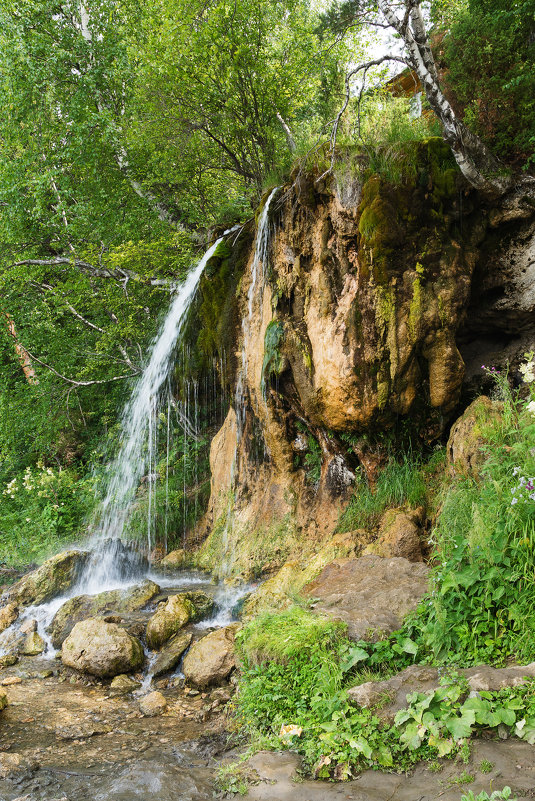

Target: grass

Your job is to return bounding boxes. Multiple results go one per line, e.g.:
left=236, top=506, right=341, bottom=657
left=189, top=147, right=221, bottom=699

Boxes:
left=337, top=452, right=429, bottom=533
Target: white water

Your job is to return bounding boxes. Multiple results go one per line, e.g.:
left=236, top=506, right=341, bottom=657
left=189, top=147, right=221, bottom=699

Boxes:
left=81, top=234, right=233, bottom=594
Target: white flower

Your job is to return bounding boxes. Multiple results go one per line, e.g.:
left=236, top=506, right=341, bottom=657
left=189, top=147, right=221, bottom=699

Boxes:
left=512, top=497, right=519, bottom=505
left=527, top=401, right=535, bottom=416
left=25, top=518, right=30, bottom=522
left=520, top=361, right=535, bottom=383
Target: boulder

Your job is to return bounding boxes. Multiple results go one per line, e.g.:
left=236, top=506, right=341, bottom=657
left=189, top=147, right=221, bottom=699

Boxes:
left=363, top=508, right=424, bottom=562
left=139, top=690, right=167, bottom=716
left=0, top=688, right=7, bottom=711
left=304, top=555, right=430, bottom=641
left=50, top=579, right=160, bottom=647
left=21, top=631, right=45, bottom=655
left=9, top=550, right=88, bottom=606
left=160, top=549, right=186, bottom=568
left=181, top=590, right=215, bottom=622
left=61, top=618, right=144, bottom=678
left=146, top=594, right=194, bottom=650
left=183, top=623, right=240, bottom=688
left=447, top=396, right=502, bottom=477
left=0, top=602, right=18, bottom=633
left=109, top=674, right=141, bottom=694
left=152, top=631, right=192, bottom=678
left=19, top=618, right=37, bottom=634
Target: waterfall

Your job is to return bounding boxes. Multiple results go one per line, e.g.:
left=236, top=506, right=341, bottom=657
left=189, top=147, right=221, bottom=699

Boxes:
left=80, top=233, right=232, bottom=593
left=219, top=187, right=280, bottom=577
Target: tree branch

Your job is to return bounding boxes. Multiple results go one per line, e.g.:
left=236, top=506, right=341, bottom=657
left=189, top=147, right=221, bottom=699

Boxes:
left=22, top=347, right=138, bottom=387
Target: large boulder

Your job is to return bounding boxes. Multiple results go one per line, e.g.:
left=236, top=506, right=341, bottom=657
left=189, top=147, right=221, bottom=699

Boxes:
left=363, top=508, right=424, bottom=562
left=50, top=579, right=160, bottom=648
left=61, top=618, right=144, bottom=677
left=447, top=396, right=502, bottom=477
left=9, top=550, right=88, bottom=606
left=304, top=555, right=430, bottom=641
left=183, top=623, right=240, bottom=688
left=152, top=631, right=192, bottom=678
left=146, top=594, right=194, bottom=650
left=0, top=602, right=18, bottom=633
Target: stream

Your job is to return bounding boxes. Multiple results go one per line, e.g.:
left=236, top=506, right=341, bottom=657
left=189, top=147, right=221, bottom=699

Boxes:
left=0, top=567, right=252, bottom=801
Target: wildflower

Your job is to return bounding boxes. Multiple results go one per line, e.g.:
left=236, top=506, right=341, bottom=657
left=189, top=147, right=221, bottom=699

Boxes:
left=511, top=498, right=518, bottom=505
left=527, top=401, right=535, bottom=416
left=513, top=466, right=521, bottom=476
left=520, top=360, right=535, bottom=383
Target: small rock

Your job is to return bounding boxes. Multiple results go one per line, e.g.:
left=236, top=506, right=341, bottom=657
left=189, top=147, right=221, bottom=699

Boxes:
left=38, top=670, right=53, bottom=679
left=0, top=689, right=7, bottom=710
left=0, top=654, right=18, bottom=668
left=0, top=751, right=38, bottom=779
left=139, top=691, right=167, bottom=716
left=19, top=618, right=37, bottom=634
left=21, top=630, right=45, bottom=655
left=109, top=674, right=141, bottom=694
left=1, top=676, right=22, bottom=686
left=0, top=602, right=18, bottom=633
left=160, top=549, right=186, bottom=568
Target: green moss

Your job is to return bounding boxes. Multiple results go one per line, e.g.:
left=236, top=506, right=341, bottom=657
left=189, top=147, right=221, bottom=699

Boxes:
left=408, top=275, right=422, bottom=341
left=261, top=320, right=286, bottom=391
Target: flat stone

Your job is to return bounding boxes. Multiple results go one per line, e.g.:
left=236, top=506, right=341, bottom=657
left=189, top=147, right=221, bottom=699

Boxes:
left=304, top=555, right=430, bottom=641
left=109, top=674, right=142, bottom=694
left=152, top=630, right=192, bottom=678
left=1, top=676, right=22, bottom=685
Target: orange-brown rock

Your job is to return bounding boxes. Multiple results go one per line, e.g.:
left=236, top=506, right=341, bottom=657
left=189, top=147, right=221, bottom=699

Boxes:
left=363, top=507, right=424, bottom=562
left=447, top=395, right=502, bottom=477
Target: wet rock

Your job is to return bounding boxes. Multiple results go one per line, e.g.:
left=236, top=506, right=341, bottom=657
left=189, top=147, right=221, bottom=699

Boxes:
left=347, top=662, right=535, bottom=725
left=9, top=550, right=88, bottom=606
left=50, top=579, right=160, bottom=647
left=20, top=618, right=37, bottom=634
left=109, top=674, right=141, bottom=694
left=0, top=751, right=39, bottom=779
left=0, top=688, right=7, bottom=710
left=183, top=623, right=239, bottom=688
left=0, top=601, right=18, bottom=633
left=181, top=590, right=215, bottom=622
left=61, top=618, right=144, bottom=678
left=160, top=548, right=186, bottom=568
left=0, top=654, right=18, bottom=668
left=146, top=594, right=194, bottom=650
left=21, top=630, right=45, bottom=655
left=139, top=690, right=167, bottom=716
left=152, top=630, right=192, bottom=678
left=447, top=396, right=502, bottom=477
left=304, top=555, right=430, bottom=641
left=363, top=508, right=424, bottom=562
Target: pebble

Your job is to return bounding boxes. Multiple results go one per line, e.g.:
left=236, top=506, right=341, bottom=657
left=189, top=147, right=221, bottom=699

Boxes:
left=1, top=676, right=22, bottom=686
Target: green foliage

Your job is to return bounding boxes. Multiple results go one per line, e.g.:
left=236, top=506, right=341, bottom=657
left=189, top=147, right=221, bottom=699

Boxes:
left=418, top=376, right=535, bottom=665
left=261, top=320, right=286, bottom=393
left=0, top=462, right=92, bottom=566
left=443, top=0, right=535, bottom=168
left=234, top=605, right=535, bottom=780
left=338, top=453, right=427, bottom=532
left=461, top=788, right=515, bottom=801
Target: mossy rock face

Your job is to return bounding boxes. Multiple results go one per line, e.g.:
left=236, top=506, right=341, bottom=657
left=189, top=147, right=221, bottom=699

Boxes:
left=10, top=550, right=89, bottom=606
left=49, top=580, right=161, bottom=648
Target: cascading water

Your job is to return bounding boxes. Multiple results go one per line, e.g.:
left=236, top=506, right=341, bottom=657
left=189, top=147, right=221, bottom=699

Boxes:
left=219, top=188, right=280, bottom=577
left=80, top=233, right=233, bottom=594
